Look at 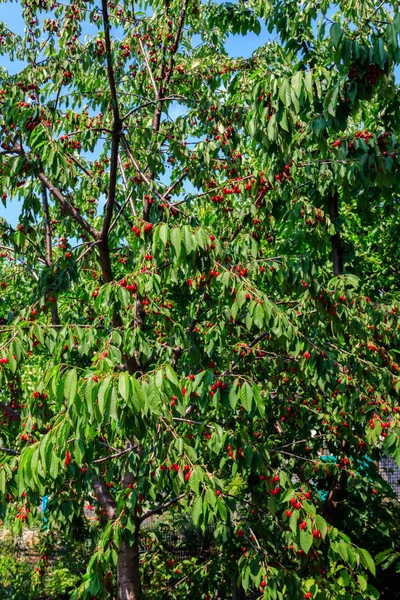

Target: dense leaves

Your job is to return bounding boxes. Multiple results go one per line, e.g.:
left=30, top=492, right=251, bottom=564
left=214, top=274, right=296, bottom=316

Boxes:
left=0, top=0, right=399, bottom=598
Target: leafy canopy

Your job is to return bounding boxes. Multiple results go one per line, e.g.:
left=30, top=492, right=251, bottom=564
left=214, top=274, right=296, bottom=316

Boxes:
left=0, top=0, right=399, bottom=599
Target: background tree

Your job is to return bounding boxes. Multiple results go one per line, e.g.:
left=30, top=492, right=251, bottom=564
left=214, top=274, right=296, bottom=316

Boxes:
left=0, top=0, right=399, bottom=599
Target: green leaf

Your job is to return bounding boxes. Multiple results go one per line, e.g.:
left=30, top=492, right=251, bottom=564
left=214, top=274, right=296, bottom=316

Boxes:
left=189, top=466, right=203, bottom=495
left=229, top=385, right=237, bottom=409
left=64, top=368, right=77, bottom=406
left=192, top=495, right=203, bottom=526
left=170, top=227, right=182, bottom=259
left=291, top=71, right=303, bottom=98
left=240, top=382, right=253, bottom=412
left=326, top=86, right=339, bottom=117
left=182, top=225, right=194, bottom=254
left=165, top=364, right=179, bottom=387
left=267, top=113, right=277, bottom=140
left=118, top=371, right=130, bottom=402
left=358, top=547, right=376, bottom=576
left=330, top=22, right=342, bottom=48
left=205, top=487, right=217, bottom=509
left=289, top=510, right=298, bottom=534
left=131, top=379, right=144, bottom=414
left=278, top=79, right=291, bottom=108
left=253, top=303, right=264, bottom=329
left=158, top=222, right=169, bottom=245
left=241, top=566, right=250, bottom=592
left=98, top=376, right=112, bottom=418
left=357, top=574, right=368, bottom=591
left=315, top=515, right=328, bottom=540
left=338, top=539, right=348, bottom=562
left=374, top=37, right=387, bottom=66
left=216, top=496, right=227, bottom=520
left=300, top=529, right=312, bottom=554
left=304, top=70, right=313, bottom=101
left=337, top=569, right=350, bottom=586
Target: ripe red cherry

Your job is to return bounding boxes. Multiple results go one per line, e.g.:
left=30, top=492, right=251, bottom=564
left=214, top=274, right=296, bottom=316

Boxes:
left=312, top=529, right=321, bottom=538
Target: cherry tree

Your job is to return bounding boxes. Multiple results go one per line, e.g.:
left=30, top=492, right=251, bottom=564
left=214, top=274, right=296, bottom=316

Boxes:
left=0, top=0, right=400, bottom=599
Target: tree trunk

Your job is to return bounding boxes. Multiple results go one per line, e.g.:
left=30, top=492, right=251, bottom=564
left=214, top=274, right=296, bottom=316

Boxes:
left=328, top=190, right=344, bottom=275
left=118, top=538, right=142, bottom=600
left=97, top=239, right=142, bottom=374
left=94, top=480, right=142, bottom=599
left=232, top=571, right=246, bottom=600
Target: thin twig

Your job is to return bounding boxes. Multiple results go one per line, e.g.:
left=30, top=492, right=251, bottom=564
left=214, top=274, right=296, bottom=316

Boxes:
left=137, top=36, right=159, bottom=99
left=93, top=444, right=138, bottom=464
left=140, top=492, right=186, bottom=522
left=0, top=446, right=19, bottom=455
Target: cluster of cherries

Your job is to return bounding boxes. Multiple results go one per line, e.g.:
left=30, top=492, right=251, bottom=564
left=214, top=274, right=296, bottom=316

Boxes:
left=349, top=62, right=384, bottom=86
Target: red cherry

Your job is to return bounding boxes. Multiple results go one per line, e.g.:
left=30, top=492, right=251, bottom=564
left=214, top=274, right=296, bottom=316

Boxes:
left=312, top=529, right=321, bottom=538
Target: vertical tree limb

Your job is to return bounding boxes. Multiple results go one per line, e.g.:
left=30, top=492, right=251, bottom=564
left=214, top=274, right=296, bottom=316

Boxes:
left=101, top=0, right=122, bottom=239
left=142, top=0, right=190, bottom=221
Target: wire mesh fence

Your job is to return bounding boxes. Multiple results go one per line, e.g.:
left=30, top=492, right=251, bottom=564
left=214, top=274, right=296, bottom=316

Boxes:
left=379, top=457, right=400, bottom=496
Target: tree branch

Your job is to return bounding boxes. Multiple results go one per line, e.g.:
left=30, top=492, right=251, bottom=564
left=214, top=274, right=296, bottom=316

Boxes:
left=0, top=402, right=21, bottom=421
left=101, top=0, right=120, bottom=123
left=38, top=172, right=99, bottom=239
left=100, top=0, right=122, bottom=239
left=117, top=153, right=136, bottom=217
left=93, top=444, right=138, bottom=464
left=93, top=477, right=117, bottom=520
left=137, top=36, right=159, bottom=100
left=161, top=0, right=190, bottom=93
left=0, top=446, right=19, bottom=455
left=140, top=492, right=186, bottom=523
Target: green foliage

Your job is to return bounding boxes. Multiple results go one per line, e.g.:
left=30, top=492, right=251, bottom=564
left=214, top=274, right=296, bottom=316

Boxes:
left=0, top=0, right=399, bottom=598
left=0, top=540, right=33, bottom=600
left=0, top=532, right=87, bottom=600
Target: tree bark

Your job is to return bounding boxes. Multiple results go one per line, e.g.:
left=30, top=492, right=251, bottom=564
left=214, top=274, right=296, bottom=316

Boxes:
left=94, top=478, right=142, bottom=599
left=117, top=537, right=142, bottom=600
left=328, top=190, right=344, bottom=276
left=232, top=574, right=246, bottom=600
left=96, top=241, right=143, bottom=594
